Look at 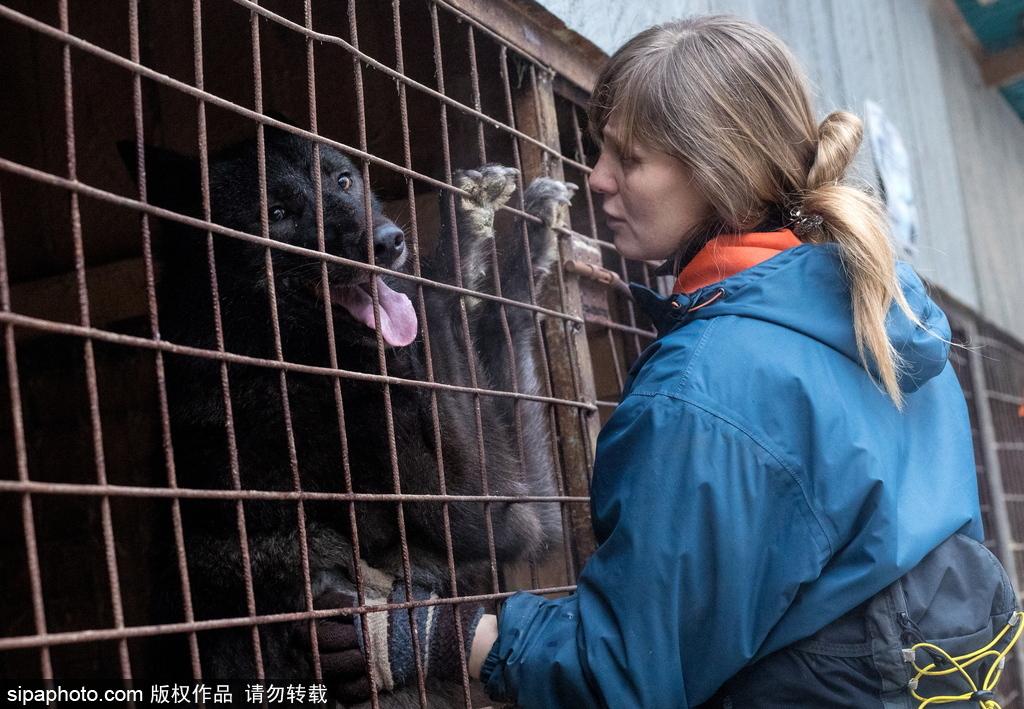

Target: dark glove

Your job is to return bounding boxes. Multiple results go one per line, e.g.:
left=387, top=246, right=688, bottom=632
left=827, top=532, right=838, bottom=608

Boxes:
left=312, top=589, right=371, bottom=704
left=313, top=583, right=483, bottom=704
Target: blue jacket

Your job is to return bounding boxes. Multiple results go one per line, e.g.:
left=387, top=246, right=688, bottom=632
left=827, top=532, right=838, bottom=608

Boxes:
left=481, top=242, right=981, bottom=708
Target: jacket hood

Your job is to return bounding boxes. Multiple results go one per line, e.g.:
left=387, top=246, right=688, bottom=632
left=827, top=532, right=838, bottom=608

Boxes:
left=673, top=243, right=952, bottom=393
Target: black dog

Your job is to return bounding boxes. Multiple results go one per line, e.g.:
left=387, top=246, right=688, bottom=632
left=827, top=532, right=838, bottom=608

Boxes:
left=125, top=126, right=570, bottom=704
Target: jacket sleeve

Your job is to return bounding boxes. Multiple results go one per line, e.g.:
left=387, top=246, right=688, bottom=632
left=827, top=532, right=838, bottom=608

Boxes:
left=481, top=392, right=833, bottom=708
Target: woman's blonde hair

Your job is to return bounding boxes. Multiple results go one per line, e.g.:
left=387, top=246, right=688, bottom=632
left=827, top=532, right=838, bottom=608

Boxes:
left=588, top=15, right=922, bottom=408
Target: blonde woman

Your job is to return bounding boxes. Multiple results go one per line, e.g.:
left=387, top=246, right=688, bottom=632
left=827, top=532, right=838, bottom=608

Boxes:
left=316, top=16, right=1016, bottom=707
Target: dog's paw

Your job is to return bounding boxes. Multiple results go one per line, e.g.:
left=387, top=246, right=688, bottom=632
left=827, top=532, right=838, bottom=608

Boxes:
left=454, top=164, right=519, bottom=214
left=524, top=178, right=578, bottom=228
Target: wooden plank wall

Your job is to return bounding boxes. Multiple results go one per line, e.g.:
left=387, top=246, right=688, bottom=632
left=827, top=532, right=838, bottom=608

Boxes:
left=929, top=2, right=1024, bottom=337
left=538, top=0, right=1024, bottom=338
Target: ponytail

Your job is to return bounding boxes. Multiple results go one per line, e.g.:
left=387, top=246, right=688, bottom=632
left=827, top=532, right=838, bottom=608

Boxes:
left=799, top=112, right=920, bottom=409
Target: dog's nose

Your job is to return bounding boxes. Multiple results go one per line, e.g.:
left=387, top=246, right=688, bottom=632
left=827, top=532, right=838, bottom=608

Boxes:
left=373, top=223, right=405, bottom=265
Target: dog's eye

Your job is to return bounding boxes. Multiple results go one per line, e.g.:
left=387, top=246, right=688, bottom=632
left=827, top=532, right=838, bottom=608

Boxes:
left=337, top=173, right=352, bottom=192
left=269, top=206, right=287, bottom=223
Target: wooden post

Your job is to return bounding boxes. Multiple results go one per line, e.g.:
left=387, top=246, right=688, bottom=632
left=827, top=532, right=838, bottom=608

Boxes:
left=514, top=65, right=600, bottom=571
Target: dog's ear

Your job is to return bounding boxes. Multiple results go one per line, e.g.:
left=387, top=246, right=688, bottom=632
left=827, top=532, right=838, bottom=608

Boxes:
left=261, top=110, right=298, bottom=145
left=117, top=140, right=201, bottom=215
left=264, top=110, right=295, bottom=126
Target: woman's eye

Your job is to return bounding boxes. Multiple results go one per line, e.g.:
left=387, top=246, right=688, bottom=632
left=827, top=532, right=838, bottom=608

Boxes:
left=269, top=206, right=287, bottom=223
left=337, top=173, right=352, bottom=191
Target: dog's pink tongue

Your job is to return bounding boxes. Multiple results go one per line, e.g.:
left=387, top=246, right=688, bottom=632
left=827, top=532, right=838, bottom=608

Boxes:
left=332, top=277, right=418, bottom=347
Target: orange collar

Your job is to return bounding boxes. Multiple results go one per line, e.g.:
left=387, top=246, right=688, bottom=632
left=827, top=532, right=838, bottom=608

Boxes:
left=672, top=229, right=803, bottom=294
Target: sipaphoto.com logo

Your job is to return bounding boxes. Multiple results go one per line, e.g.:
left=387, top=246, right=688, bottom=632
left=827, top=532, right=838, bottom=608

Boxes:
left=6, top=685, right=143, bottom=706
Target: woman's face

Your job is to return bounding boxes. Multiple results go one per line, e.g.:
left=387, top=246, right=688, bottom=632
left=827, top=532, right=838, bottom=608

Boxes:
left=589, top=122, right=711, bottom=261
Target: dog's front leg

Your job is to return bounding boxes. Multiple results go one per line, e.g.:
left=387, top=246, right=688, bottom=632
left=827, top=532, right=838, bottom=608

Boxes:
left=430, top=165, right=519, bottom=294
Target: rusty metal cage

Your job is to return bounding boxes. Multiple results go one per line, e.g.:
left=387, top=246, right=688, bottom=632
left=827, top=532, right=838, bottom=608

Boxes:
left=0, top=0, right=664, bottom=705
left=3, top=1, right=1024, bottom=707
left=940, top=297, right=1024, bottom=708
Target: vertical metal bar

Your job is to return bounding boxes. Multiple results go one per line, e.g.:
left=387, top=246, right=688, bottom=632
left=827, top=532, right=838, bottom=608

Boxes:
left=0, top=193, right=53, bottom=681
left=605, top=328, right=625, bottom=394
left=498, top=50, right=539, bottom=308
left=127, top=0, right=203, bottom=681
left=249, top=0, right=320, bottom=685
left=640, top=260, right=656, bottom=291
left=428, top=0, right=501, bottom=597
left=58, top=0, right=133, bottom=682
left=391, top=2, right=474, bottom=700
left=568, top=106, right=598, bottom=238
left=467, top=25, right=487, bottom=166
left=192, top=0, right=265, bottom=679
left=966, top=319, right=1024, bottom=690
left=348, top=2, right=427, bottom=705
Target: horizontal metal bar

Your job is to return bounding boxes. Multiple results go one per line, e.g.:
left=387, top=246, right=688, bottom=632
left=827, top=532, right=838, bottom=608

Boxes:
left=985, top=390, right=1024, bottom=406
left=558, top=224, right=624, bottom=251
left=0, top=585, right=577, bottom=652
left=0, top=310, right=597, bottom=411
left=0, top=479, right=590, bottom=504
left=584, top=314, right=656, bottom=339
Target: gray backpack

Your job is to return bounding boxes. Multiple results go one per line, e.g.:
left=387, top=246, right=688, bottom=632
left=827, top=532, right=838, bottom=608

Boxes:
left=703, top=533, right=1020, bottom=708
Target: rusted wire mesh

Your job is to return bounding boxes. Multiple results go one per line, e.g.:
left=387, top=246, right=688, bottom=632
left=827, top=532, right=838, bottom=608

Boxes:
left=0, top=1, right=630, bottom=705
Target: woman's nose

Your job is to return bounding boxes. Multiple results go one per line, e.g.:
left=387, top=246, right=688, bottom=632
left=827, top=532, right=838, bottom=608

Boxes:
left=589, top=152, right=615, bottom=195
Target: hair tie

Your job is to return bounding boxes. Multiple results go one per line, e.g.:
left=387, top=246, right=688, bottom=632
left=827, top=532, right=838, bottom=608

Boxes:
left=789, top=206, right=824, bottom=236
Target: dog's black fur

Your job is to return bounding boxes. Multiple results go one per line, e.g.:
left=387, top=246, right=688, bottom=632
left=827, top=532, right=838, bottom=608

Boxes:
left=125, top=127, right=568, bottom=704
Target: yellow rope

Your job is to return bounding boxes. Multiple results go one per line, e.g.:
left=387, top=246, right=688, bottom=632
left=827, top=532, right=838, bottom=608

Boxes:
left=909, top=611, right=1024, bottom=709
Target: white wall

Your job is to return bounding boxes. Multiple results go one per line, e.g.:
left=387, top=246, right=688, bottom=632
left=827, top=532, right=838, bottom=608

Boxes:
left=537, top=0, right=1024, bottom=338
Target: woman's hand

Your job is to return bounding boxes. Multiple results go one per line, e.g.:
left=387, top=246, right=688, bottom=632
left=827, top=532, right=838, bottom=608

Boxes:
left=469, top=613, right=499, bottom=680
